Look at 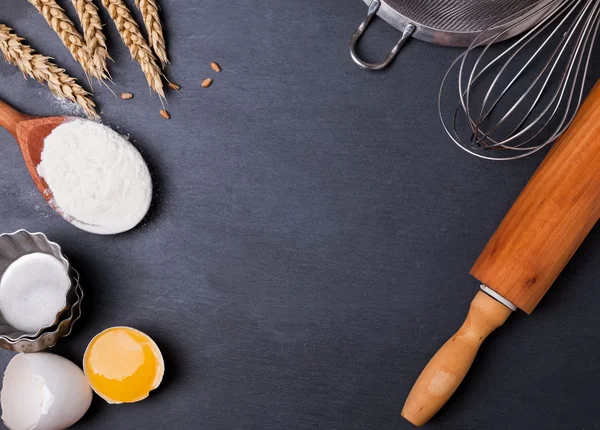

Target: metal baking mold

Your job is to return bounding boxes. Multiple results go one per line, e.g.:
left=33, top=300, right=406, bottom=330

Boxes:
left=0, top=271, right=83, bottom=352
left=7, top=269, right=83, bottom=342
left=0, top=230, right=77, bottom=343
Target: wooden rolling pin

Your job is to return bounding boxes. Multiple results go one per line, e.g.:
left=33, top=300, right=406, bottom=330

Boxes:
left=402, top=80, right=600, bottom=426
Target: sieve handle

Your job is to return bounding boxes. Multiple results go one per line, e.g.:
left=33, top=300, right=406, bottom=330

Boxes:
left=349, top=0, right=415, bottom=70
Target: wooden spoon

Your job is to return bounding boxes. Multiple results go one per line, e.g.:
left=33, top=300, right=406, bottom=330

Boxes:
left=0, top=99, right=153, bottom=235
left=0, top=100, right=69, bottom=208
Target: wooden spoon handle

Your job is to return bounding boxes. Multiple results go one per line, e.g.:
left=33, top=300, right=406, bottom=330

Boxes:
left=0, top=99, right=32, bottom=139
left=401, top=291, right=512, bottom=426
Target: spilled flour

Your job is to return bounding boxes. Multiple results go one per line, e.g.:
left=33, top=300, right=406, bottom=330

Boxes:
left=47, top=93, right=86, bottom=117
left=37, top=119, right=152, bottom=234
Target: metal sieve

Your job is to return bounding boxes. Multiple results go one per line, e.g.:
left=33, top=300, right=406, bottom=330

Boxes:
left=349, top=0, right=557, bottom=70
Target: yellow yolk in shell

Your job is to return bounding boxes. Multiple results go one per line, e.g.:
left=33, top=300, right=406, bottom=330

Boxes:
left=83, top=327, right=164, bottom=404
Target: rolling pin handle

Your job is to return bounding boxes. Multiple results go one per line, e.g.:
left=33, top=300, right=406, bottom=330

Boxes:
left=401, top=290, right=513, bottom=426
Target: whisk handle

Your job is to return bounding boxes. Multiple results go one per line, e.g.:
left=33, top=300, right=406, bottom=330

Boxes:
left=402, top=291, right=512, bottom=427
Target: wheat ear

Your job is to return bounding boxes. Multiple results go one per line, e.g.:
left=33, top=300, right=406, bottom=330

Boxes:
left=27, top=0, right=105, bottom=81
left=0, top=24, right=97, bottom=118
left=101, top=0, right=165, bottom=99
left=135, top=0, right=168, bottom=68
left=70, top=0, right=111, bottom=79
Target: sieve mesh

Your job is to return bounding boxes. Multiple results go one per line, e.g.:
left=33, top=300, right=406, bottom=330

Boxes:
left=384, top=0, right=544, bottom=32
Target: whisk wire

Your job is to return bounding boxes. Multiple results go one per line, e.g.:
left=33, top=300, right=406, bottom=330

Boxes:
left=440, top=0, right=600, bottom=160
left=484, top=0, right=596, bottom=149
left=474, top=1, right=582, bottom=143
left=455, top=0, right=565, bottom=152
left=468, top=0, right=584, bottom=148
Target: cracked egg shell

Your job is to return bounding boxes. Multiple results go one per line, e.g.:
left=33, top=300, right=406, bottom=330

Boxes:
left=1, top=353, right=92, bottom=430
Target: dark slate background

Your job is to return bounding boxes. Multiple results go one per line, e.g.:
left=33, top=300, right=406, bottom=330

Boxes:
left=1, top=1, right=599, bottom=429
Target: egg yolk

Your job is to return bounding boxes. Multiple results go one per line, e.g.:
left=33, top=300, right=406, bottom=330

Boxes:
left=84, top=327, right=163, bottom=403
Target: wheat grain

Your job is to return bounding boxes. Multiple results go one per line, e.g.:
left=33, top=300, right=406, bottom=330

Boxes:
left=101, top=0, right=165, bottom=99
left=27, top=0, right=105, bottom=81
left=135, top=0, right=168, bottom=68
left=70, top=0, right=110, bottom=79
left=0, top=24, right=97, bottom=118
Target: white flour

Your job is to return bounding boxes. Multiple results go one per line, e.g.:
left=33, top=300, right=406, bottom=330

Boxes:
left=0, top=253, right=70, bottom=333
left=37, top=119, right=152, bottom=235
left=47, top=93, right=85, bottom=117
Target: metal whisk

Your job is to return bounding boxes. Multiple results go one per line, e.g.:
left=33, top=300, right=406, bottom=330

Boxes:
left=439, top=0, right=600, bottom=160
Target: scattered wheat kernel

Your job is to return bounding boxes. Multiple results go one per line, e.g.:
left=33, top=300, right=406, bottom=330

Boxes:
left=120, top=92, right=133, bottom=100
left=202, top=78, right=213, bottom=88
left=210, top=62, right=221, bottom=72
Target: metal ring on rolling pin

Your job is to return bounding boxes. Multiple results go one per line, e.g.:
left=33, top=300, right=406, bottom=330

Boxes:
left=480, top=284, right=517, bottom=311
left=349, top=0, right=416, bottom=70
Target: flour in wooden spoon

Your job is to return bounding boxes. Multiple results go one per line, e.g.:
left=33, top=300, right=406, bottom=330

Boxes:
left=37, top=119, right=152, bottom=235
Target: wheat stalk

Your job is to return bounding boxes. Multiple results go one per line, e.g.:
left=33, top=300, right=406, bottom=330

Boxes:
left=70, top=0, right=111, bottom=79
left=27, top=0, right=105, bottom=81
left=135, top=0, right=168, bottom=68
left=0, top=24, right=97, bottom=118
left=101, top=0, right=165, bottom=99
